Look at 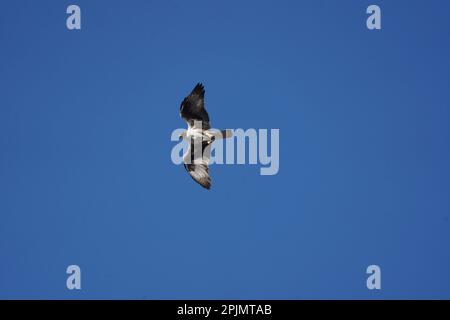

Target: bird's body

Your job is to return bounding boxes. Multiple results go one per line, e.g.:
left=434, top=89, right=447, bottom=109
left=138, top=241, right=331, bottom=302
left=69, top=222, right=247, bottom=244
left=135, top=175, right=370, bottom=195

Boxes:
left=179, top=83, right=232, bottom=189
left=185, top=123, right=207, bottom=141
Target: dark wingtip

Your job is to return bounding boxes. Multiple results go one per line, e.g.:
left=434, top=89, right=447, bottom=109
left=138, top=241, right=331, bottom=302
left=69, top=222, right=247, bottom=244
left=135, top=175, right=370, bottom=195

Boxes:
left=200, top=179, right=211, bottom=190
left=192, top=83, right=205, bottom=97
left=202, top=180, right=211, bottom=190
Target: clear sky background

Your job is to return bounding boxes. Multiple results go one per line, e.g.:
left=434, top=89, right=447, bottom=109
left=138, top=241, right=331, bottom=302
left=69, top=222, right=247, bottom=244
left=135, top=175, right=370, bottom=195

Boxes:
left=1, top=0, right=450, bottom=299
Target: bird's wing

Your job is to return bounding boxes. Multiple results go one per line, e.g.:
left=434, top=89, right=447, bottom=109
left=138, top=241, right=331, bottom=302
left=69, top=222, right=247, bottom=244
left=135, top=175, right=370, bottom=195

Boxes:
left=183, top=139, right=212, bottom=189
left=180, top=83, right=210, bottom=130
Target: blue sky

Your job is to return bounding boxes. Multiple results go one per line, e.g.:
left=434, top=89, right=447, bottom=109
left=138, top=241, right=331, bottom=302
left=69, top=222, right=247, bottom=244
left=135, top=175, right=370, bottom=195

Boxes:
left=1, top=0, right=450, bottom=299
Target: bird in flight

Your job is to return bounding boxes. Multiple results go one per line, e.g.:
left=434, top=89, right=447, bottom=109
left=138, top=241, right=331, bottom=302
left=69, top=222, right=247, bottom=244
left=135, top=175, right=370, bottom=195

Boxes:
left=179, top=83, right=232, bottom=189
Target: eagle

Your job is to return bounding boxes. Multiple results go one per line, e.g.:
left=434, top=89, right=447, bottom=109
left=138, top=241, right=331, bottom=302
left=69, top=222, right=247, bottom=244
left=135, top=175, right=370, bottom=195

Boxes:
left=179, top=83, right=232, bottom=189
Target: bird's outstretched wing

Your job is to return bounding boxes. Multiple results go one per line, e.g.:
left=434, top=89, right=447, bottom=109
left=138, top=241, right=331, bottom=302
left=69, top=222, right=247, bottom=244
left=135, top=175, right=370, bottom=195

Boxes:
left=183, top=139, right=212, bottom=189
left=180, top=83, right=210, bottom=130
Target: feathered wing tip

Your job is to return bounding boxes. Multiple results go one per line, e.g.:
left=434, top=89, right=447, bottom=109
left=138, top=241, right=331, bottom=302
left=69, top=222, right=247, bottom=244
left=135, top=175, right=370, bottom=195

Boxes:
left=191, top=83, right=205, bottom=97
left=200, top=178, right=211, bottom=190
left=184, top=163, right=211, bottom=190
